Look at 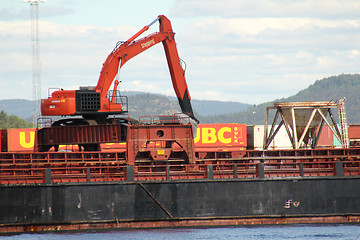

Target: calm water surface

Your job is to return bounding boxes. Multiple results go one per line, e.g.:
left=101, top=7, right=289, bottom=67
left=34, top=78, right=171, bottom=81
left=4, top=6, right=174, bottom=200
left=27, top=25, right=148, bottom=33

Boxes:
left=1, top=224, right=360, bottom=240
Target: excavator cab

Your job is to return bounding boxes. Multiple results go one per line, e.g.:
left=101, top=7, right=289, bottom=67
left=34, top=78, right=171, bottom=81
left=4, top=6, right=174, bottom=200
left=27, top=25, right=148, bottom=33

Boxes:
left=42, top=84, right=128, bottom=121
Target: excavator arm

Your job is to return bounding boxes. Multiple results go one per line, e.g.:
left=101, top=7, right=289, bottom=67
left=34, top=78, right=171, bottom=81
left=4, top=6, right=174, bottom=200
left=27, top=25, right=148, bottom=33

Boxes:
left=159, top=16, right=197, bottom=122
left=41, top=15, right=198, bottom=122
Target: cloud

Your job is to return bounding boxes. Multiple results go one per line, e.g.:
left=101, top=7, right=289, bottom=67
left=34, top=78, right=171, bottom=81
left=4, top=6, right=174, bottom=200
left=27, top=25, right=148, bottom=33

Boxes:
left=1, top=0, right=360, bottom=105
left=179, top=18, right=360, bottom=48
left=0, top=6, right=74, bottom=21
left=175, top=14, right=360, bottom=102
left=0, top=20, right=142, bottom=99
left=172, top=0, right=360, bottom=19
left=0, top=8, right=28, bottom=20
left=41, top=6, right=75, bottom=18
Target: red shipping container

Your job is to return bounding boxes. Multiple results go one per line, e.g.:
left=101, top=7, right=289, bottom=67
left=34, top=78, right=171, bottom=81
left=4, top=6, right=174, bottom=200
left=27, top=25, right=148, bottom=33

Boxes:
left=7, top=128, right=35, bottom=152
left=194, top=123, right=246, bottom=148
left=7, top=128, right=69, bottom=152
left=348, top=124, right=360, bottom=147
left=317, top=125, right=334, bottom=147
left=0, top=129, right=7, bottom=152
left=348, top=124, right=360, bottom=140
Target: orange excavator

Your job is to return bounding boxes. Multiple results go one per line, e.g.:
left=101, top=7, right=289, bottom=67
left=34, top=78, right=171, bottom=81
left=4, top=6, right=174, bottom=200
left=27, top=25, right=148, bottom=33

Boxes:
left=41, top=15, right=198, bottom=125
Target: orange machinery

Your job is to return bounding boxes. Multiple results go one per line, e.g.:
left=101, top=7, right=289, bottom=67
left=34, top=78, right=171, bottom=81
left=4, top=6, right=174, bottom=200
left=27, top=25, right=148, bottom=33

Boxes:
left=41, top=15, right=197, bottom=124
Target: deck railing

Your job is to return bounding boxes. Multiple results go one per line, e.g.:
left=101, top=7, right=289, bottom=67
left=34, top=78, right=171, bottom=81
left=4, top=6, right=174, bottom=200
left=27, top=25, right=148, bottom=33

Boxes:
left=1, top=150, right=360, bottom=184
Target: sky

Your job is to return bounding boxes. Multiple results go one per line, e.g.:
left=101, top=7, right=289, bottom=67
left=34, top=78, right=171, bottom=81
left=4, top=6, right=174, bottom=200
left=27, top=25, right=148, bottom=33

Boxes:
left=1, top=0, right=360, bottom=104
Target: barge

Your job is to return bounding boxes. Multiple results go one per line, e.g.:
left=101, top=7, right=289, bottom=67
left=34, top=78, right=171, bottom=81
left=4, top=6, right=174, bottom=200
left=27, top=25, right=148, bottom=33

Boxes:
left=1, top=13, right=359, bottom=233
left=1, top=102, right=359, bottom=233
left=1, top=138, right=360, bottom=233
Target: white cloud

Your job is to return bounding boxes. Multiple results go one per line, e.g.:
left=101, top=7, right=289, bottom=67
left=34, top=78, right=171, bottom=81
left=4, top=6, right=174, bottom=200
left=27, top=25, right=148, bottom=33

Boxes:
left=1, top=0, right=360, bottom=106
left=174, top=14, right=360, bottom=103
left=0, top=4, right=73, bottom=21
left=172, top=0, right=360, bottom=19
left=347, top=50, right=360, bottom=59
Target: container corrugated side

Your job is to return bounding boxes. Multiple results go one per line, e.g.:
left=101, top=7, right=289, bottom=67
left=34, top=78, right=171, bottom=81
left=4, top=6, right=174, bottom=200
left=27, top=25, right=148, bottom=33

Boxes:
left=7, top=128, right=35, bottom=152
left=349, top=124, right=360, bottom=140
left=247, top=125, right=292, bottom=150
left=348, top=124, right=360, bottom=146
left=317, top=125, right=334, bottom=147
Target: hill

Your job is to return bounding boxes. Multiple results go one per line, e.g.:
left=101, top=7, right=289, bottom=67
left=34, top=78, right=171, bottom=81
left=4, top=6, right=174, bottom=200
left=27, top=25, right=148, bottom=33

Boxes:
left=191, top=99, right=249, bottom=116
left=165, top=95, right=249, bottom=116
left=0, top=99, right=33, bottom=121
left=0, top=111, right=32, bottom=128
left=127, top=93, right=181, bottom=120
left=1, top=74, right=359, bottom=124
left=199, top=74, right=360, bottom=124
left=0, top=92, right=250, bottom=122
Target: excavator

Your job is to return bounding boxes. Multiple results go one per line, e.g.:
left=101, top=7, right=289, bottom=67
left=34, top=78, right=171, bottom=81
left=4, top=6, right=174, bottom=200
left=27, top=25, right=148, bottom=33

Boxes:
left=41, top=15, right=198, bottom=126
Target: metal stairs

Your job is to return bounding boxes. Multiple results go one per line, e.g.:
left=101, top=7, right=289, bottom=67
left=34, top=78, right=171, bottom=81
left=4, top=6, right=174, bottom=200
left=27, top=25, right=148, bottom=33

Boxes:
left=337, top=98, right=349, bottom=148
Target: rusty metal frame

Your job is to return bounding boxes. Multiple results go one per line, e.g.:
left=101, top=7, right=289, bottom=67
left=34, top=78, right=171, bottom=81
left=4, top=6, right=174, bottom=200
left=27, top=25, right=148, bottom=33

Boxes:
left=126, top=115, right=196, bottom=165
left=264, top=101, right=347, bottom=150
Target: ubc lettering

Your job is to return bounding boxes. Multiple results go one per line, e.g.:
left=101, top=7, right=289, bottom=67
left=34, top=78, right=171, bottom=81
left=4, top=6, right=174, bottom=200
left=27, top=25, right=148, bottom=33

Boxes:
left=218, top=127, right=231, bottom=144
left=195, top=126, right=234, bottom=144
left=19, top=131, right=35, bottom=149
left=202, top=128, right=217, bottom=144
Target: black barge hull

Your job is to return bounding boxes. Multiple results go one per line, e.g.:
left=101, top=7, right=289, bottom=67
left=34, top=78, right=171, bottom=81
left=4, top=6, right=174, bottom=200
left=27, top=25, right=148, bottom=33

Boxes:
left=1, top=176, right=360, bottom=233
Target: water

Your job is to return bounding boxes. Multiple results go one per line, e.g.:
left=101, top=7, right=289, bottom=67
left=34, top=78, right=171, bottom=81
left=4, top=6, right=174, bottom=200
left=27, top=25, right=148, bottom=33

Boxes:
left=1, top=224, right=360, bottom=240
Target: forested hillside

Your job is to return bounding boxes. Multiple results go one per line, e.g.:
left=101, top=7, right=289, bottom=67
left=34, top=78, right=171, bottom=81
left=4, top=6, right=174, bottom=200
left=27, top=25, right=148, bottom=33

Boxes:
left=199, top=74, right=360, bottom=124
left=0, top=99, right=33, bottom=121
left=0, top=74, right=359, bottom=126
left=0, top=111, right=32, bottom=128
left=127, top=93, right=181, bottom=120
left=0, top=93, right=250, bottom=122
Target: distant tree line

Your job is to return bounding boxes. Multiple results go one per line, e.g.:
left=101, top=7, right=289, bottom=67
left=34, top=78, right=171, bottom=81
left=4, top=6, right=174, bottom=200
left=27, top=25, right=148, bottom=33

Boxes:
left=0, top=74, right=360, bottom=127
left=0, top=111, right=32, bottom=129
left=198, top=74, right=360, bottom=124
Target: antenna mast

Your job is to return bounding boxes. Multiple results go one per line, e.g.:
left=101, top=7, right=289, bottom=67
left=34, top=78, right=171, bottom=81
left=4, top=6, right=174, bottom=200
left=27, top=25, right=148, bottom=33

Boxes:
left=24, top=0, right=45, bottom=127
